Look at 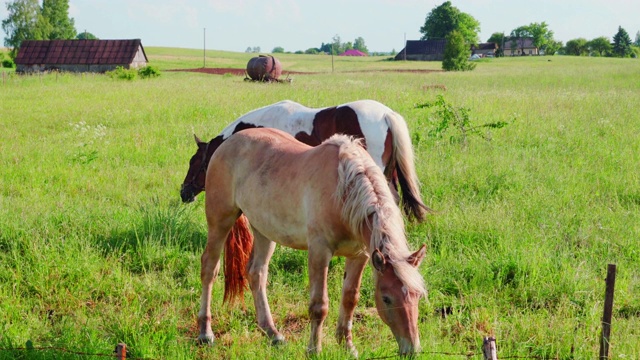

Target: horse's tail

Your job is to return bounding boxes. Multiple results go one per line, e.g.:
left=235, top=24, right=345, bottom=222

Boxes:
left=223, top=214, right=253, bottom=303
left=385, top=112, right=432, bottom=222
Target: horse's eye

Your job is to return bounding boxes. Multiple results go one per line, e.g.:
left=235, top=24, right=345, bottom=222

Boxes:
left=382, top=296, right=392, bottom=305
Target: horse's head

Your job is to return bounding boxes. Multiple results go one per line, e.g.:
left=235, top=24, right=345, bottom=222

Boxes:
left=371, top=244, right=426, bottom=355
left=180, top=134, right=209, bottom=203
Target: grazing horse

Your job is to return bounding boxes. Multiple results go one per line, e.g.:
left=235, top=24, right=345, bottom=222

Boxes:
left=180, top=99, right=429, bottom=222
left=198, top=127, right=426, bottom=356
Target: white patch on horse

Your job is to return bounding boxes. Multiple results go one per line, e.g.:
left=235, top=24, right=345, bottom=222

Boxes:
left=221, top=100, right=317, bottom=139
left=339, top=100, right=392, bottom=171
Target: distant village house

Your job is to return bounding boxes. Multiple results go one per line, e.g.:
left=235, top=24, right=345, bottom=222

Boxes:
left=395, top=40, right=447, bottom=61
left=15, top=39, right=148, bottom=73
left=396, top=40, right=499, bottom=61
left=502, top=37, right=539, bottom=56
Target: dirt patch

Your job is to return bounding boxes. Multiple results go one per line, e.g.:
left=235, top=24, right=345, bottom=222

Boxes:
left=168, top=68, right=441, bottom=76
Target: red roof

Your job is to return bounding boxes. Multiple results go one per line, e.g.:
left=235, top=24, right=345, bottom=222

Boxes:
left=15, top=39, right=147, bottom=65
left=340, top=49, right=367, bottom=56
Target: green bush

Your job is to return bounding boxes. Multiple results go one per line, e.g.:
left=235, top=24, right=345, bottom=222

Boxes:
left=106, top=66, right=137, bottom=80
left=138, top=65, right=161, bottom=79
left=2, top=58, right=15, bottom=69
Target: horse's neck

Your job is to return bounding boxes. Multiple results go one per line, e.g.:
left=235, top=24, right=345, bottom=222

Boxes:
left=206, top=135, right=224, bottom=161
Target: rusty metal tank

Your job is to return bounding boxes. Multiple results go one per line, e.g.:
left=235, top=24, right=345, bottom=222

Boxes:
left=246, top=55, right=282, bottom=81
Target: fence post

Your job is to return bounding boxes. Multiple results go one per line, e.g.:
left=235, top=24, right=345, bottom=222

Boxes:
left=483, top=336, right=498, bottom=360
left=115, top=343, right=127, bottom=360
left=599, top=264, right=616, bottom=360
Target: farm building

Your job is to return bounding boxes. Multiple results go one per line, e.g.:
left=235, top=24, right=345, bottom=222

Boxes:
left=471, top=42, right=498, bottom=57
left=502, top=37, right=539, bottom=56
left=15, top=39, right=148, bottom=73
left=340, top=49, right=367, bottom=56
left=395, top=39, right=446, bottom=61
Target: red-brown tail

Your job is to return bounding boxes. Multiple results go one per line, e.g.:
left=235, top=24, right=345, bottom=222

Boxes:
left=223, top=214, right=253, bottom=303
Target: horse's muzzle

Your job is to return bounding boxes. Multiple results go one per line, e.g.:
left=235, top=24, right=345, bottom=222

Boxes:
left=180, top=185, right=196, bottom=203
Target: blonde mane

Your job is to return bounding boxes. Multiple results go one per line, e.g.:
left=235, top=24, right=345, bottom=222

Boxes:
left=329, top=134, right=426, bottom=295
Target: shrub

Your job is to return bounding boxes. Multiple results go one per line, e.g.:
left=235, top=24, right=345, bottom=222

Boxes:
left=414, top=95, right=511, bottom=145
left=106, top=66, right=137, bottom=80
left=442, top=30, right=476, bottom=72
left=2, top=58, right=15, bottom=69
left=138, top=65, right=160, bottom=79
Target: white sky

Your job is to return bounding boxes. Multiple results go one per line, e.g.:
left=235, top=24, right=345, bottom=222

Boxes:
left=1, top=0, right=639, bottom=52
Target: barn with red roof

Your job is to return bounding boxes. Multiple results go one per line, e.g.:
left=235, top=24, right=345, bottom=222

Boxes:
left=15, top=39, right=148, bottom=73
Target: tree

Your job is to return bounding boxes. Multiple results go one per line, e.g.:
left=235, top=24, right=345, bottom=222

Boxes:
left=487, top=32, right=505, bottom=56
left=420, top=1, right=480, bottom=44
left=612, top=26, right=632, bottom=57
left=76, top=31, right=98, bottom=40
left=635, top=31, right=640, bottom=47
left=442, top=30, right=475, bottom=71
left=564, top=38, right=588, bottom=56
left=272, top=46, right=284, bottom=53
left=354, top=37, right=368, bottom=54
left=41, top=0, right=76, bottom=39
left=527, top=22, right=554, bottom=53
left=588, top=36, right=611, bottom=57
left=545, top=40, right=563, bottom=55
left=2, top=0, right=47, bottom=58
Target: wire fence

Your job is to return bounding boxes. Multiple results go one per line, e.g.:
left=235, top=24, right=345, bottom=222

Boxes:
left=0, top=264, right=618, bottom=360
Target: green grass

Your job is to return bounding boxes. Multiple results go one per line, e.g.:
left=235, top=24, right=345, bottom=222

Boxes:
left=1, top=50, right=639, bottom=359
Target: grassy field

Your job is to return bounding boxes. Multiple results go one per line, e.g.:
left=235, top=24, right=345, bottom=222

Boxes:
left=1, top=49, right=639, bottom=359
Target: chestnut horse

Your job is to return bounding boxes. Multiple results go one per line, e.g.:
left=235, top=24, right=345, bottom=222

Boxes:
left=198, top=128, right=426, bottom=356
left=180, top=99, right=429, bottom=222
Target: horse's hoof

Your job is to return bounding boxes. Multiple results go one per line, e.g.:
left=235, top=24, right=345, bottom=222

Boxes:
left=271, top=334, right=286, bottom=346
left=197, top=334, right=215, bottom=346
left=348, top=347, right=359, bottom=358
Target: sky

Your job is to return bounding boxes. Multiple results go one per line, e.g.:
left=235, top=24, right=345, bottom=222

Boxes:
left=1, top=0, right=639, bottom=53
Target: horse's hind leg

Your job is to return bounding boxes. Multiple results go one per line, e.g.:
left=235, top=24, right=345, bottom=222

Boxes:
left=336, top=254, right=368, bottom=358
left=247, top=229, right=284, bottom=345
left=198, top=213, right=237, bottom=344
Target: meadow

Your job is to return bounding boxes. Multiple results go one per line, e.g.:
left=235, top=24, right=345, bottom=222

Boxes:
left=0, top=49, right=639, bottom=359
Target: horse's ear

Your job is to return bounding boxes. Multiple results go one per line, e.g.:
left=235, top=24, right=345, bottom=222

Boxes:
left=372, top=249, right=387, bottom=273
left=194, top=134, right=203, bottom=144
left=407, top=244, right=426, bottom=268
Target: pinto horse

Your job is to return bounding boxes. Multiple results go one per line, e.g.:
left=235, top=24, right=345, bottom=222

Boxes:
left=198, top=128, right=426, bottom=356
left=180, top=99, right=430, bottom=222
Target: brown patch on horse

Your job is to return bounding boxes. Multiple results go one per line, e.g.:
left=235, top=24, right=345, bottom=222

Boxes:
left=294, top=106, right=367, bottom=147
left=233, top=121, right=262, bottom=134
left=223, top=215, right=253, bottom=304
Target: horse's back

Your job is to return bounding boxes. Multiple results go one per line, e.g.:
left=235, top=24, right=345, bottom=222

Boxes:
left=207, top=128, right=354, bottom=250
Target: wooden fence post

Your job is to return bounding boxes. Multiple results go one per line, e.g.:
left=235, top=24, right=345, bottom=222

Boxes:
left=483, top=336, right=498, bottom=360
left=115, top=343, right=127, bottom=360
left=599, top=264, right=616, bottom=360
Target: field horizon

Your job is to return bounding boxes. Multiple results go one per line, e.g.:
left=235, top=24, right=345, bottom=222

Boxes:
left=1, top=48, right=639, bottom=359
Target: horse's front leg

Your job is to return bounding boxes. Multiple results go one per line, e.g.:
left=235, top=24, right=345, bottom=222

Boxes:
left=306, top=245, right=333, bottom=355
left=248, top=230, right=285, bottom=345
left=336, top=254, right=368, bottom=358
left=198, top=224, right=232, bottom=344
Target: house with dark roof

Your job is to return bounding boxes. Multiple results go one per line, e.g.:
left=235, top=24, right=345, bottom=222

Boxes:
left=15, top=39, right=148, bottom=73
left=395, top=39, right=447, bottom=61
left=471, top=42, right=498, bottom=57
left=502, top=38, right=538, bottom=56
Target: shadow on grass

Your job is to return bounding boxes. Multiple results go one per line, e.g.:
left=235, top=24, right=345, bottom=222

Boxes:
left=94, top=199, right=206, bottom=275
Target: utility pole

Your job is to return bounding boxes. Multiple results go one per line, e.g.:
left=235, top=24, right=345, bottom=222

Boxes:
left=404, top=32, right=407, bottom=61
left=203, top=28, right=206, bottom=68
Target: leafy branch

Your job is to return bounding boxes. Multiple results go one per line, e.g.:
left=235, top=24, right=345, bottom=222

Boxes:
left=414, top=95, right=512, bottom=146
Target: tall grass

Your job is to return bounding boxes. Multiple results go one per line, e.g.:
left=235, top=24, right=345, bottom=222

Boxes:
left=1, top=51, right=639, bottom=359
